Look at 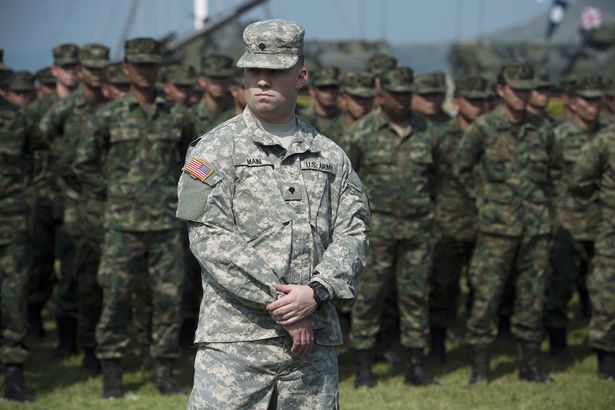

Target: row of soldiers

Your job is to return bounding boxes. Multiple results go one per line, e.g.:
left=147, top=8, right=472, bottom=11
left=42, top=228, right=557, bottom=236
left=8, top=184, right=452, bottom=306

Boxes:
left=1, top=37, right=615, bottom=402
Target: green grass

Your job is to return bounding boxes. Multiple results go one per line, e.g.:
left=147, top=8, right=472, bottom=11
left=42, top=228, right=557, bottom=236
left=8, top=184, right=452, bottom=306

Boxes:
left=1, top=310, right=614, bottom=409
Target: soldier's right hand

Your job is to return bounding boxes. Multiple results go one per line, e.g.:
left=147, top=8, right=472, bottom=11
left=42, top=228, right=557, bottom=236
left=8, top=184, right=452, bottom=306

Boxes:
left=283, top=318, right=314, bottom=359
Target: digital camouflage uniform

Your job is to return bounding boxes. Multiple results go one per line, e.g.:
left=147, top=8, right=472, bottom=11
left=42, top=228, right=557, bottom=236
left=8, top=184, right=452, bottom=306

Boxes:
left=178, top=20, right=370, bottom=409
left=299, top=66, right=342, bottom=132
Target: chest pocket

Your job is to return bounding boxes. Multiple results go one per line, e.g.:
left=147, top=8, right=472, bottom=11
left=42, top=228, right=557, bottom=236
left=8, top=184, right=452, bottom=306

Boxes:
left=301, top=159, right=336, bottom=248
left=147, top=127, right=182, bottom=142
left=484, top=132, right=516, bottom=182
left=527, top=148, right=549, bottom=183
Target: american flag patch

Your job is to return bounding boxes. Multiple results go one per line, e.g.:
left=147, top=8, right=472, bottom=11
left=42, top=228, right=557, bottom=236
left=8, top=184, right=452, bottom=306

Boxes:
left=184, top=157, right=214, bottom=182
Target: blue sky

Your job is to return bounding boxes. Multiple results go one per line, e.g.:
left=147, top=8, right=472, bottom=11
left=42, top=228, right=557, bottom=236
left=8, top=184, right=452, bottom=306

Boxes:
left=1, top=0, right=553, bottom=70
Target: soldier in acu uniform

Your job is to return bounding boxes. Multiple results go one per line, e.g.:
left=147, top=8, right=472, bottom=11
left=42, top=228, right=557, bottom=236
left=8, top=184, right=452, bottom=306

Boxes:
left=192, top=54, right=234, bottom=135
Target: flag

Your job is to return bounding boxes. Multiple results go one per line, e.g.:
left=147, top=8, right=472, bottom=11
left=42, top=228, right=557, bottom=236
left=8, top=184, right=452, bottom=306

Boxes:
left=581, top=6, right=604, bottom=30
left=546, top=0, right=568, bottom=39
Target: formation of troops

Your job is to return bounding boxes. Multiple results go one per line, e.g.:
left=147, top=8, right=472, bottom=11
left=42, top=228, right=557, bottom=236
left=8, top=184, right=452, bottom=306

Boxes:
left=1, top=33, right=615, bottom=403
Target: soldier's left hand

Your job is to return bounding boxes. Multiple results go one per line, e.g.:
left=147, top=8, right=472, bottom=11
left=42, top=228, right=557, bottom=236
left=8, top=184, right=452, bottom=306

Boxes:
left=266, top=283, right=318, bottom=326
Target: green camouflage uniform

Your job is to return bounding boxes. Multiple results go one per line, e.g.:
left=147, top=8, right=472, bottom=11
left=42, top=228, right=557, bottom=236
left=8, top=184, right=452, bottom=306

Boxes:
left=73, top=38, right=194, bottom=360
left=349, top=68, right=435, bottom=350
left=35, top=67, right=56, bottom=88
left=457, top=65, right=555, bottom=346
left=180, top=20, right=370, bottom=408
left=413, top=71, right=451, bottom=125
left=299, top=66, right=342, bottom=132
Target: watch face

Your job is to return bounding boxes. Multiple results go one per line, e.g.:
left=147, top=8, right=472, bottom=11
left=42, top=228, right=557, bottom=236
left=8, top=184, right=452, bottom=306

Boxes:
left=316, top=286, right=330, bottom=303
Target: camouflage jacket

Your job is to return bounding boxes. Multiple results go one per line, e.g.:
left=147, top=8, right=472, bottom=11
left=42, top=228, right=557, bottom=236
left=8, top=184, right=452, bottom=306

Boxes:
left=25, top=92, right=59, bottom=182
left=432, top=118, right=477, bottom=241
left=346, top=107, right=435, bottom=239
left=176, top=108, right=370, bottom=345
left=319, top=113, right=348, bottom=149
left=570, top=124, right=615, bottom=258
left=0, top=103, right=29, bottom=215
left=552, top=119, right=605, bottom=241
left=298, top=104, right=342, bottom=133
left=456, top=105, right=555, bottom=237
left=73, top=92, right=194, bottom=231
left=191, top=98, right=234, bottom=137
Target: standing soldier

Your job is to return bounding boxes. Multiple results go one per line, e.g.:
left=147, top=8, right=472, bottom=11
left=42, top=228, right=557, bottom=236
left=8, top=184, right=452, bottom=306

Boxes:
left=428, top=76, right=488, bottom=364
left=299, top=66, right=342, bottom=132
left=7, top=72, right=36, bottom=109
left=456, top=63, right=555, bottom=384
left=101, top=62, right=130, bottom=102
left=527, top=69, right=554, bottom=121
left=73, top=37, right=194, bottom=398
left=192, top=54, right=234, bottom=135
left=348, top=67, right=437, bottom=388
left=546, top=74, right=605, bottom=359
left=161, top=64, right=196, bottom=107
left=35, top=67, right=56, bottom=98
left=366, top=52, right=397, bottom=100
left=411, top=72, right=450, bottom=125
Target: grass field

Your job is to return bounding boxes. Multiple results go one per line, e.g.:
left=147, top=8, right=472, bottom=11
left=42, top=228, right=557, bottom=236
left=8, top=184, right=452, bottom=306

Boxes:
left=1, top=308, right=614, bottom=409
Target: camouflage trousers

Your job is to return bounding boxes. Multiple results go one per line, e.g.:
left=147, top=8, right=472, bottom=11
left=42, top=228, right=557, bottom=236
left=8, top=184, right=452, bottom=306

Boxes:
left=96, top=228, right=183, bottom=359
left=0, top=214, right=31, bottom=364
left=588, top=255, right=615, bottom=353
left=466, top=233, right=549, bottom=346
left=187, top=338, right=339, bottom=410
left=545, top=227, right=594, bottom=328
left=351, top=231, right=432, bottom=350
left=429, top=234, right=474, bottom=328
left=54, top=196, right=81, bottom=318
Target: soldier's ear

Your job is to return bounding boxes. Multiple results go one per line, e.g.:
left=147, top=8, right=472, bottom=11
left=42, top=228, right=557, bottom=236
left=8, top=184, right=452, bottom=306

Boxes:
left=296, top=67, right=308, bottom=90
left=495, top=83, right=506, bottom=99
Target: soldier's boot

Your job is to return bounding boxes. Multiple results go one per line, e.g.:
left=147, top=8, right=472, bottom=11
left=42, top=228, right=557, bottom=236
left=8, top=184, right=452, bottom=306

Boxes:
left=54, top=314, right=77, bottom=359
left=81, top=347, right=101, bottom=377
left=597, top=350, right=615, bottom=381
left=354, top=349, right=376, bottom=388
left=427, top=327, right=446, bottom=365
left=469, top=345, right=490, bottom=384
left=518, top=341, right=554, bottom=383
left=27, top=304, right=46, bottom=340
left=140, top=346, right=155, bottom=372
left=3, top=364, right=34, bottom=402
left=101, top=359, right=123, bottom=399
left=154, top=358, right=180, bottom=395
left=547, top=327, right=570, bottom=361
left=404, top=348, right=437, bottom=386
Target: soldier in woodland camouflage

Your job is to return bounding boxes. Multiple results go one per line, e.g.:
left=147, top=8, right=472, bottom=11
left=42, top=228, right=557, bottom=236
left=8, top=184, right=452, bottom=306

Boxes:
left=412, top=72, right=451, bottom=126
left=456, top=64, right=555, bottom=384
left=192, top=54, right=234, bottom=135
left=35, top=67, right=56, bottom=98
left=178, top=19, right=369, bottom=409
left=299, top=65, right=342, bottom=132
left=161, top=64, right=196, bottom=107
left=8, top=71, right=36, bottom=109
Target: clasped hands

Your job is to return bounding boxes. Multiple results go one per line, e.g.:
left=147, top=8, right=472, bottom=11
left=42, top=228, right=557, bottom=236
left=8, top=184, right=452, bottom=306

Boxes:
left=266, top=283, right=318, bottom=359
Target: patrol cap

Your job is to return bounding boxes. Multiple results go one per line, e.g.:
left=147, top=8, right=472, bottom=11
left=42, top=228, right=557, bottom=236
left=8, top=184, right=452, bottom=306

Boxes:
left=124, top=37, right=162, bottom=64
left=79, top=43, right=110, bottom=68
left=311, top=66, right=340, bottom=87
left=236, top=19, right=304, bottom=70
left=53, top=43, right=80, bottom=66
left=572, top=74, right=604, bottom=98
left=534, top=68, right=553, bottom=89
left=455, top=76, right=489, bottom=99
left=9, top=71, right=35, bottom=91
left=162, top=64, right=196, bottom=86
left=104, top=62, right=130, bottom=85
left=380, top=67, right=414, bottom=93
left=367, top=53, right=397, bottom=76
left=0, top=49, right=8, bottom=72
left=499, top=63, right=535, bottom=91
left=201, top=54, right=234, bottom=77
left=413, top=72, right=447, bottom=94
left=341, top=71, right=376, bottom=98
left=35, top=67, right=56, bottom=85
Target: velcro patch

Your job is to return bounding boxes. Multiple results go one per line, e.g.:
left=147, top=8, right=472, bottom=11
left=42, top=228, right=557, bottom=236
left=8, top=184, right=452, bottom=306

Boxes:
left=183, top=157, right=214, bottom=182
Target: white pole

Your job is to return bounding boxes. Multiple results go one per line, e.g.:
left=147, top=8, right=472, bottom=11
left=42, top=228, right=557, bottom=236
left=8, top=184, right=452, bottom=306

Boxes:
left=194, top=0, right=208, bottom=30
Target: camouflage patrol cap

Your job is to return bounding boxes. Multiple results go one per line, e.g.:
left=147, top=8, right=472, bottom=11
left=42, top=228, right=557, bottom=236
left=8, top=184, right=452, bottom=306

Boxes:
left=534, top=68, right=553, bottom=89
left=380, top=67, right=414, bottom=93
left=162, top=64, right=196, bottom=86
left=236, top=19, right=304, bottom=70
left=367, top=53, right=397, bottom=76
left=499, top=63, right=535, bottom=90
left=311, top=66, right=340, bottom=87
left=124, top=37, right=162, bottom=64
left=79, top=43, right=110, bottom=68
left=0, top=49, right=8, bottom=72
left=413, top=72, right=447, bottom=94
left=201, top=54, right=234, bottom=77
left=104, top=63, right=130, bottom=85
left=573, top=74, right=604, bottom=98
left=53, top=43, right=79, bottom=66
left=35, top=67, right=56, bottom=85
left=341, top=71, right=376, bottom=98
left=455, top=76, right=489, bottom=99
left=9, top=71, right=35, bottom=91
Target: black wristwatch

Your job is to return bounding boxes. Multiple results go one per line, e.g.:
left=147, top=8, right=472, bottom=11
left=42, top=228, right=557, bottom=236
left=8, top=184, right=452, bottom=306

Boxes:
left=308, top=281, right=331, bottom=306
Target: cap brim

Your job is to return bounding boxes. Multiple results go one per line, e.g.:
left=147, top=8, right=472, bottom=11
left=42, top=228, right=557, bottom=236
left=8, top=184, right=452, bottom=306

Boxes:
left=80, top=60, right=109, bottom=68
left=344, top=88, right=376, bottom=98
left=236, top=52, right=298, bottom=70
left=458, top=91, right=488, bottom=99
left=125, top=56, right=162, bottom=64
left=54, top=58, right=80, bottom=66
left=415, top=87, right=446, bottom=94
left=576, top=90, right=604, bottom=98
left=508, top=80, right=535, bottom=91
left=201, top=69, right=233, bottom=78
left=382, top=85, right=413, bottom=93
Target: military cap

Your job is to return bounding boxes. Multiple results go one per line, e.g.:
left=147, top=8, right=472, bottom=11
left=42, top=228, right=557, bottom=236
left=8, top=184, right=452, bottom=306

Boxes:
left=162, top=64, right=196, bottom=86
left=53, top=43, right=80, bottom=66
left=79, top=43, right=110, bottom=68
left=311, top=66, right=340, bottom=87
left=380, top=67, right=414, bottom=93
left=201, top=54, right=234, bottom=77
left=0, top=49, right=8, bottom=72
left=9, top=71, right=35, bottom=91
left=499, top=63, right=535, bottom=90
left=104, top=62, right=130, bottom=85
left=559, top=75, right=576, bottom=94
left=35, top=67, right=56, bottom=85
left=367, top=53, right=397, bottom=76
left=455, top=76, right=489, bottom=99
left=124, top=37, right=162, bottom=64
left=413, top=72, right=447, bottom=94
left=231, top=67, right=244, bottom=87
left=341, top=71, right=376, bottom=98
left=236, top=19, right=304, bottom=70
left=573, top=74, right=604, bottom=98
